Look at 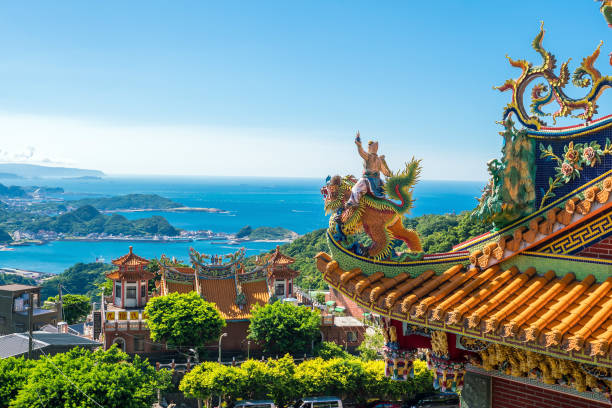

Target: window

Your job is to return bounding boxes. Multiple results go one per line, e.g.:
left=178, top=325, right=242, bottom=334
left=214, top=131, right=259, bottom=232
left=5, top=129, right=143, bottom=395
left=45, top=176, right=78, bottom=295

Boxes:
left=141, top=284, right=146, bottom=299
left=115, top=282, right=122, bottom=296
left=134, top=335, right=145, bottom=352
left=347, top=331, right=357, bottom=343
left=312, top=402, right=339, bottom=408
left=15, top=323, right=25, bottom=332
left=274, top=280, right=285, bottom=296
left=126, top=287, right=136, bottom=299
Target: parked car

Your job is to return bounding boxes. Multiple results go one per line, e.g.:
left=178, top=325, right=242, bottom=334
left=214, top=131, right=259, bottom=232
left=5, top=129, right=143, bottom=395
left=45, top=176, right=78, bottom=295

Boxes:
left=297, top=396, right=343, bottom=408
left=366, top=400, right=402, bottom=408
left=407, top=392, right=459, bottom=408
left=234, top=400, right=277, bottom=408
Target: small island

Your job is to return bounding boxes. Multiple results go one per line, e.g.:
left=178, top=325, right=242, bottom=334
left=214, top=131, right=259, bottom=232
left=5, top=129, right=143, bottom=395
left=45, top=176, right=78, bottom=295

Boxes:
left=235, top=225, right=299, bottom=242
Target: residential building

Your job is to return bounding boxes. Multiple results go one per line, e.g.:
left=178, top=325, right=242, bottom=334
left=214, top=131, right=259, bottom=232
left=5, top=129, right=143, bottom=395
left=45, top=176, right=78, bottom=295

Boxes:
left=0, top=331, right=101, bottom=359
left=0, top=284, right=60, bottom=336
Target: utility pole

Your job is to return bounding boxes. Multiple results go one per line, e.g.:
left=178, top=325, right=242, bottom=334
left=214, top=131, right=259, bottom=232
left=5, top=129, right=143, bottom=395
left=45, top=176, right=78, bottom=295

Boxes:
left=58, top=283, right=63, bottom=322
left=28, top=291, right=33, bottom=359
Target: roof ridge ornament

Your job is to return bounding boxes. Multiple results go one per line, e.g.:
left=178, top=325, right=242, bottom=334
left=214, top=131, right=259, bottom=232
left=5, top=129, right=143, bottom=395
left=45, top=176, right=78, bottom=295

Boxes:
left=496, top=22, right=612, bottom=130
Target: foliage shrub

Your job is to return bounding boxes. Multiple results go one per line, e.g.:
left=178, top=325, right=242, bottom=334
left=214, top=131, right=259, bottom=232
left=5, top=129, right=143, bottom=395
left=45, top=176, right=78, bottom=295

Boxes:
left=1, top=346, right=170, bottom=408
left=248, top=302, right=320, bottom=356
left=180, top=355, right=434, bottom=407
left=145, top=291, right=225, bottom=350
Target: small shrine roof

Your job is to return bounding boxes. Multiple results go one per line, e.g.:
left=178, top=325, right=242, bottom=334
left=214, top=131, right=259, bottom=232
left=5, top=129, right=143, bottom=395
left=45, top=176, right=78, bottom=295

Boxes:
left=105, top=269, right=155, bottom=281
left=111, top=246, right=150, bottom=267
left=316, top=252, right=612, bottom=362
left=267, top=246, right=295, bottom=265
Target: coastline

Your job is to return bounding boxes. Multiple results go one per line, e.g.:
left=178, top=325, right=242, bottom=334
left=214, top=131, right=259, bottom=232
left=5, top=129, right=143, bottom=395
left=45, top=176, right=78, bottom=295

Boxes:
left=102, top=206, right=230, bottom=214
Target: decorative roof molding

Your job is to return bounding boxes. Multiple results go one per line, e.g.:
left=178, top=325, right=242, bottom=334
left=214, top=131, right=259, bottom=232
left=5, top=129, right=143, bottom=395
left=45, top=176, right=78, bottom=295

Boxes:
left=497, top=22, right=612, bottom=131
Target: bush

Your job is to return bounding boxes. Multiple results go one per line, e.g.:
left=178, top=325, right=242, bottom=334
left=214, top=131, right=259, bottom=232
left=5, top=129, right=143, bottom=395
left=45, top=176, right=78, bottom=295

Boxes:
left=315, top=341, right=350, bottom=360
left=180, top=355, right=433, bottom=407
left=3, top=346, right=171, bottom=408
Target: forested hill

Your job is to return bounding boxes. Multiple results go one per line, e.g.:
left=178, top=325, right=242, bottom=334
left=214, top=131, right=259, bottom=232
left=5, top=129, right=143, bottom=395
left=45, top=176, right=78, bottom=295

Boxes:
left=266, top=211, right=490, bottom=290
left=236, top=225, right=298, bottom=240
left=1, top=205, right=179, bottom=236
left=69, top=194, right=182, bottom=211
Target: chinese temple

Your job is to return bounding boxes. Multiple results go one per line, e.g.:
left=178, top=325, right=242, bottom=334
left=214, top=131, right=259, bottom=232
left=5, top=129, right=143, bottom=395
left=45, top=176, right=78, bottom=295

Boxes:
left=100, top=246, right=297, bottom=354
left=262, top=245, right=299, bottom=299
left=106, top=246, right=153, bottom=309
left=102, top=246, right=155, bottom=353
left=156, top=247, right=299, bottom=351
left=315, top=21, right=612, bottom=408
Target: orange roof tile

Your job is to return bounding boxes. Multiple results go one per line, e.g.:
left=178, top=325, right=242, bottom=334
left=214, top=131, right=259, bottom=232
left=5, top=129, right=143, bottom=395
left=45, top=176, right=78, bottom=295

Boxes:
left=316, top=252, right=612, bottom=361
left=160, top=268, right=270, bottom=320
left=198, top=278, right=269, bottom=320
left=468, top=181, right=612, bottom=269
left=105, top=269, right=155, bottom=281
left=267, top=246, right=295, bottom=265
left=111, top=246, right=150, bottom=266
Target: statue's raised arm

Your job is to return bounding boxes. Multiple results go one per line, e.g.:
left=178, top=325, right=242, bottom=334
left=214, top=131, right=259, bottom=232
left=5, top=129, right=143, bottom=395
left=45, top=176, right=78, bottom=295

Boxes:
left=355, top=131, right=369, bottom=161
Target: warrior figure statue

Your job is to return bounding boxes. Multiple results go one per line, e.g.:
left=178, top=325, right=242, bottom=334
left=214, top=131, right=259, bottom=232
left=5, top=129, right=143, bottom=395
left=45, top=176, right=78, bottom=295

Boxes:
left=347, top=131, right=392, bottom=207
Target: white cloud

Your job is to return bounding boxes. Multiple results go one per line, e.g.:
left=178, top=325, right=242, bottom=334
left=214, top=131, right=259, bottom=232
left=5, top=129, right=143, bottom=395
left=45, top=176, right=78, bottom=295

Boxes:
left=0, top=112, right=488, bottom=180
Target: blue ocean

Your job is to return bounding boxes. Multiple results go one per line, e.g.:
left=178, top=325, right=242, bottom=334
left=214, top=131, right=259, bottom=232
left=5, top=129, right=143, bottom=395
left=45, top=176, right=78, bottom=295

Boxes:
left=0, top=176, right=484, bottom=274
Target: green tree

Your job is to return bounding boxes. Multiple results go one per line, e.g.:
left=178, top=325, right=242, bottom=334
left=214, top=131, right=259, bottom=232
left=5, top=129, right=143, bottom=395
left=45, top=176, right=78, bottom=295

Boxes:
left=40, top=262, right=115, bottom=300
left=7, top=346, right=171, bottom=408
left=180, top=362, right=246, bottom=407
left=0, top=228, right=12, bottom=243
left=181, top=356, right=434, bottom=407
left=145, top=291, right=225, bottom=350
left=248, top=302, right=320, bottom=356
left=46, top=294, right=91, bottom=324
left=357, top=326, right=384, bottom=361
left=315, top=341, right=350, bottom=360
left=0, top=357, right=35, bottom=407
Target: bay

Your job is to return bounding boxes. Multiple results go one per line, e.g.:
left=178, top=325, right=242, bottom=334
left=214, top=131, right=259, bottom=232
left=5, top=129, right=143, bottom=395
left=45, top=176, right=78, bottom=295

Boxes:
left=0, top=176, right=484, bottom=274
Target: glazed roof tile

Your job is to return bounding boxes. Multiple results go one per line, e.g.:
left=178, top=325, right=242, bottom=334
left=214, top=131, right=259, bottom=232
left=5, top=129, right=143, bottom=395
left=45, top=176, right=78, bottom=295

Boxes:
left=267, top=246, right=295, bottom=265
left=106, top=270, right=155, bottom=281
left=111, top=246, right=150, bottom=266
left=160, top=269, right=269, bottom=320
left=467, top=179, right=612, bottom=269
left=316, top=252, right=612, bottom=360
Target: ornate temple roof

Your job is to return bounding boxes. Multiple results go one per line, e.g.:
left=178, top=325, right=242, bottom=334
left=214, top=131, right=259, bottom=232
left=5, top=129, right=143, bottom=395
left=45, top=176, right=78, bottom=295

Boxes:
left=316, top=252, right=612, bottom=366
left=106, top=246, right=154, bottom=280
left=159, top=267, right=269, bottom=320
left=267, top=246, right=295, bottom=265
left=111, top=246, right=150, bottom=267
left=468, top=182, right=612, bottom=270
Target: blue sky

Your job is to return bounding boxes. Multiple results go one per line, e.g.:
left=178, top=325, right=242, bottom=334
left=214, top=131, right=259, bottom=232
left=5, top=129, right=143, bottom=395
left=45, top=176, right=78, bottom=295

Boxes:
left=0, top=1, right=609, bottom=179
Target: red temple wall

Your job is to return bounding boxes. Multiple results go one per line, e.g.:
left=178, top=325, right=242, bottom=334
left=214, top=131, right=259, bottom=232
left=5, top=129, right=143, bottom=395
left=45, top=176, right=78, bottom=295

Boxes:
left=327, top=288, right=365, bottom=318
left=576, top=236, right=612, bottom=260
left=491, top=377, right=610, bottom=408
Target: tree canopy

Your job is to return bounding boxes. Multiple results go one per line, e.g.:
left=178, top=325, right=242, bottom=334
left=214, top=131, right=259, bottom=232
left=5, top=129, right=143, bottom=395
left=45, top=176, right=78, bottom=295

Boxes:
left=2, top=346, right=171, bottom=408
left=40, top=262, right=115, bottom=300
left=145, top=291, right=226, bottom=350
left=248, top=301, right=320, bottom=356
left=46, top=294, right=91, bottom=324
left=180, top=355, right=433, bottom=407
